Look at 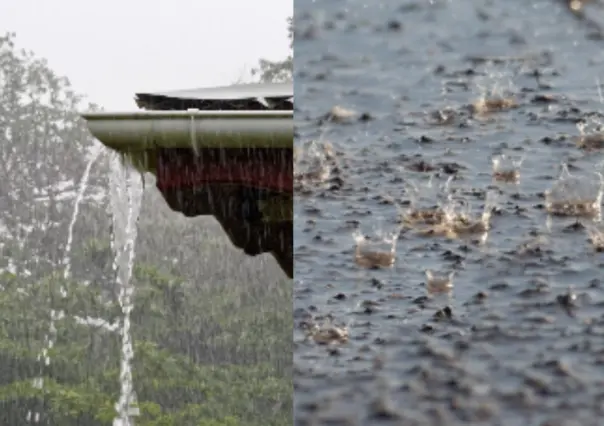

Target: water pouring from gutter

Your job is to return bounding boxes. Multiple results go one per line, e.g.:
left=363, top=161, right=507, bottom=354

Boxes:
left=76, top=83, right=294, bottom=423
left=33, top=139, right=144, bottom=426
left=108, top=153, right=143, bottom=426
left=62, top=142, right=104, bottom=280
left=79, top=82, right=294, bottom=278
left=31, top=141, right=103, bottom=424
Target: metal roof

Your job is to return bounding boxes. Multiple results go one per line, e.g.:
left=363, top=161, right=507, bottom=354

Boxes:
left=135, top=81, right=293, bottom=111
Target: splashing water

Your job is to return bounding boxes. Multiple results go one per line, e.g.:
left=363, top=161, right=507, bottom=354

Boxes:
left=108, top=153, right=144, bottom=426
left=447, top=191, right=497, bottom=237
left=397, top=175, right=453, bottom=227
left=409, top=189, right=497, bottom=245
left=492, top=154, right=524, bottom=183
left=545, top=164, right=604, bottom=220
left=471, top=61, right=518, bottom=115
left=577, top=115, right=604, bottom=137
left=425, top=270, right=455, bottom=295
left=425, top=270, right=455, bottom=309
left=63, top=142, right=104, bottom=280
left=474, top=60, right=516, bottom=100
left=294, top=138, right=335, bottom=184
left=586, top=224, right=604, bottom=251
left=405, top=174, right=452, bottom=212
left=380, top=175, right=451, bottom=231
left=352, top=227, right=399, bottom=269
left=575, top=115, right=604, bottom=150
left=30, top=142, right=103, bottom=424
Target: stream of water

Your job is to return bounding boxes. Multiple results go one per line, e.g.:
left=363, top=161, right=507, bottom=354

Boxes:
left=30, top=147, right=143, bottom=425
left=108, top=153, right=143, bottom=426
left=63, top=143, right=104, bottom=280
left=30, top=143, right=103, bottom=424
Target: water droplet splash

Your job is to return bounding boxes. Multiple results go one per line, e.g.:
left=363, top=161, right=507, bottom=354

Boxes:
left=352, top=227, right=399, bottom=269
left=425, top=270, right=455, bottom=295
left=414, top=190, right=497, bottom=245
left=294, top=139, right=335, bottom=185
left=575, top=115, right=604, bottom=150
left=492, top=154, right=524, bottom=183
left=306, top=321, right=349, bottom=345
left=401, top=174, right=452, bottom=225
left=425, top=269, right=455, bottom=309
left=472, top=61, right=518, bottom=115
left=584, top=223, right=604, bottom=252
left=545, top=163, right=603, bottom=220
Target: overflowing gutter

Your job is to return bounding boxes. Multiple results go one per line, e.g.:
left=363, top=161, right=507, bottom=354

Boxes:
left=80, top=81, right=293, bottom=175
left=81, top=110, right=292, bottom=151
left=79, top=81, right=294, bottom=277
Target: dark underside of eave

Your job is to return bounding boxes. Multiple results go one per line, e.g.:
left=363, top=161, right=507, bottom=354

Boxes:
left=160, top=187, right=293, bottom=278
left=133, top=84, right=294, bottom=277
left=134, top=95, right=293, bottom=111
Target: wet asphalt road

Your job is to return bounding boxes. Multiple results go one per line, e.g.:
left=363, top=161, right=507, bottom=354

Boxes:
left=294, top=1, right=604, bottom=425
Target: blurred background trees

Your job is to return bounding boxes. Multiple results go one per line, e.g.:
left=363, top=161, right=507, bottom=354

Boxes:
left=0, top=16, right=292, bottom=426
left=252, top=17, right=293, bottom=82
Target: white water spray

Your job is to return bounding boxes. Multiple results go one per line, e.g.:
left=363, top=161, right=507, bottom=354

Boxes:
left=63, top=143, right=104, bottom=280
left=108, top=153, right=143, bottom=426
left=30, top=142, right=103, bottom=424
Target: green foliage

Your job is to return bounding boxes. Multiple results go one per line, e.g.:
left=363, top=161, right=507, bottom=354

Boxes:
left=252, top=17, right=293, bottom=83
left=0, top=31, right=292, bottom=426
left=0, top=259, right=292, bottom=426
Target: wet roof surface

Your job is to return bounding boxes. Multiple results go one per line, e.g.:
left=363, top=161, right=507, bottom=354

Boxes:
left=135, top=81, right=293, bottom=111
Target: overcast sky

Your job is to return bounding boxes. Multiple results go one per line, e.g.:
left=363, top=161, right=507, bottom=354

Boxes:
left=0, top=0, right=292, bottom=110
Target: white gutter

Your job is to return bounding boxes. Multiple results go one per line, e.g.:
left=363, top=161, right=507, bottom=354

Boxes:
left=80, top=110, right=293, bottom=151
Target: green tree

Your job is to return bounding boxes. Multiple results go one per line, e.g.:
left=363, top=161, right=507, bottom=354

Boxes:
left=0, top=32, right=292, bottom=426
left=252, top=17, right=293, bottom=82
left=0, top=260, right=292, bottom=426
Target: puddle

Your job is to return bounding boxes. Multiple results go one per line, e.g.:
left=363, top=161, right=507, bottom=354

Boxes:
left=294, top=1, right=604, bottom=425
